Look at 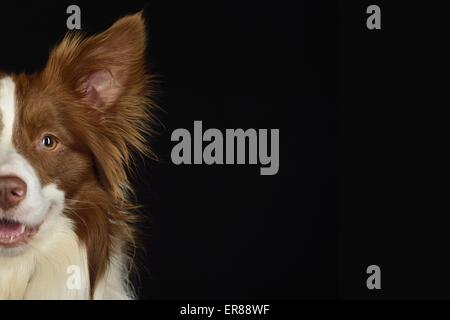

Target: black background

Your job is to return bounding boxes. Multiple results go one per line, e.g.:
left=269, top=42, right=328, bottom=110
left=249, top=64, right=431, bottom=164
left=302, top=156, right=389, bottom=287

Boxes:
left=0, top=0, right=338, bottom=299
left=340, top=1, right=448, bottom=299
left=1, top=1, right=445, bottom=300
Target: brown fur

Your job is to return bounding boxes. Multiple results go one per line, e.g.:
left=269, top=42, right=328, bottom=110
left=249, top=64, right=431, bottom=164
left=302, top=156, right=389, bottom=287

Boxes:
left=10, top=12, right=155, bottom=297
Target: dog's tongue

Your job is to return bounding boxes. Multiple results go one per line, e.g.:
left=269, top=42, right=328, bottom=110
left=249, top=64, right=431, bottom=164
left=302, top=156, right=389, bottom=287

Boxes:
left=0, top=220, right=24, bottom=237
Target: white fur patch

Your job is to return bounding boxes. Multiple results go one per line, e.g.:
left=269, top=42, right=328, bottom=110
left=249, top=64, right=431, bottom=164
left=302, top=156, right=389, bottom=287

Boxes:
left=0, top=77, right=16, bottom=151
left=0, top=216, right=90, bottom=299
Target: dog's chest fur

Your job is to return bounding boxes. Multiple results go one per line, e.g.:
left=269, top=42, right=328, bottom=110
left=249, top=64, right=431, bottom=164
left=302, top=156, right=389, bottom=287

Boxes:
left=0, top=215, right=130, bottom=299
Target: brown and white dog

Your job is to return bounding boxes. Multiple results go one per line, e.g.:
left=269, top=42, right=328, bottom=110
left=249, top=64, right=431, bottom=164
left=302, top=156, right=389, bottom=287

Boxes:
left=0, top=12, right=154, bottom=299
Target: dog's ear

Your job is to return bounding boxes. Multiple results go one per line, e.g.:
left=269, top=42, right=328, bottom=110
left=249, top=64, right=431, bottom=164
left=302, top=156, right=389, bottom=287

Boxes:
left=43, top=12, right=155, bottom=200
left=44, top=12, right=147, bottom=110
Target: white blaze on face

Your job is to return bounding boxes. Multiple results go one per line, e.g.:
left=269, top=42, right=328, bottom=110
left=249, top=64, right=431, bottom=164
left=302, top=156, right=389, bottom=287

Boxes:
left=0, top=76, right=65, bottom=255
left=0, top=77, right=16, bottom=151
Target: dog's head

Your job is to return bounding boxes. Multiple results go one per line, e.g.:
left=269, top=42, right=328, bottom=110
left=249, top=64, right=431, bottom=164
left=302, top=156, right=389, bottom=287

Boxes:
left=0, top=11, right=152, bottom=279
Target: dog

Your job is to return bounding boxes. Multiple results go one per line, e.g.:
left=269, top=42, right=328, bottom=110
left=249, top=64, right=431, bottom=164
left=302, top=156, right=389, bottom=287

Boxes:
left=0, top=12, right=154, bottom=299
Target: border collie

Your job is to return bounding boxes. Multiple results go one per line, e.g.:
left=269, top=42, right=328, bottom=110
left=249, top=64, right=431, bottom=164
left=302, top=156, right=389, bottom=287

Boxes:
left=0, top=12, right=154, bottom=299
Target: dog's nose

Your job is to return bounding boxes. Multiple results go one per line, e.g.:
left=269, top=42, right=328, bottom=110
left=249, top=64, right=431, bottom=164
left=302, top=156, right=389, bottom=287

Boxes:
left=0, top=176, right=27, bottom=210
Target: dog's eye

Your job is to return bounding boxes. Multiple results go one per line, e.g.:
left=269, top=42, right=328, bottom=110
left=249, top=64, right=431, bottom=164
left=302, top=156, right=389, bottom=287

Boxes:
left=40, top=135, right=58, bottom=150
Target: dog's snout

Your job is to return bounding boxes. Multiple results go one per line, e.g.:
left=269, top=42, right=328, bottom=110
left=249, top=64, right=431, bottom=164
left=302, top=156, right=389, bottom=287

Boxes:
left=0, top=176, right=27, bottom=210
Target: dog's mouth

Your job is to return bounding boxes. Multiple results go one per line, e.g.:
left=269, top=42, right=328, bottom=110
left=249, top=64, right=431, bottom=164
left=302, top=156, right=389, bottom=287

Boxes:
left=0, top=218, right=40, bottom=247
